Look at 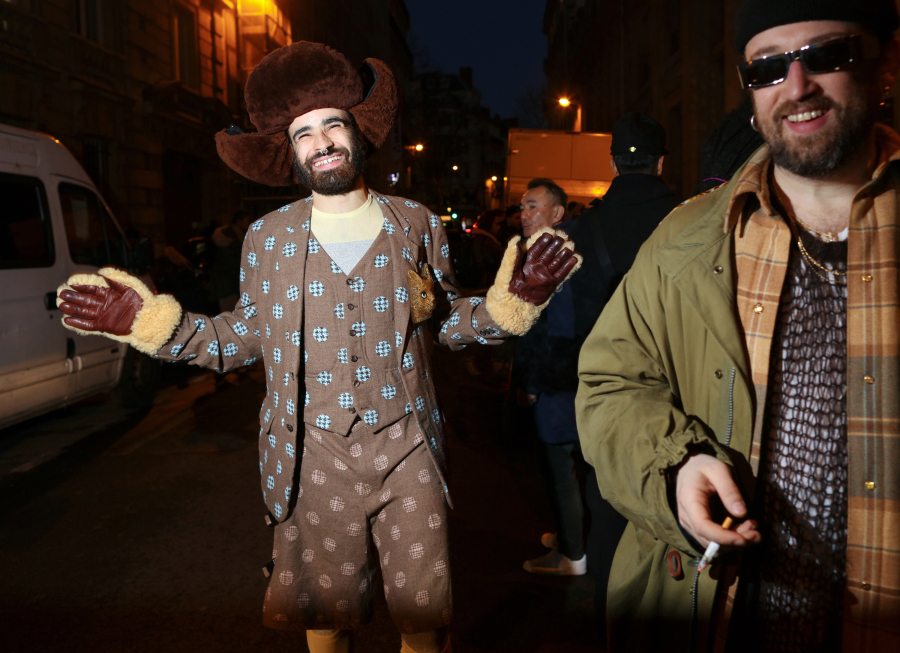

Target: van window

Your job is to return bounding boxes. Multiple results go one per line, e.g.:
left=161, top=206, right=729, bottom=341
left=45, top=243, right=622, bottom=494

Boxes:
left=59, top=183, right=127, bottom=268
left=0, top=173, right=54, bottom=269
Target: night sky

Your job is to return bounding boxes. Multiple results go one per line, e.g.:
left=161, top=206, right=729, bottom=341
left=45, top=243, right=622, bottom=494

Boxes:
left=405, top=0, right=548, bottom=120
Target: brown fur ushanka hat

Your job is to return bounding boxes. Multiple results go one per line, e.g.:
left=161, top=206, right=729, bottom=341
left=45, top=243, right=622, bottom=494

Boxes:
left=215, top=41, right=400, bottom=187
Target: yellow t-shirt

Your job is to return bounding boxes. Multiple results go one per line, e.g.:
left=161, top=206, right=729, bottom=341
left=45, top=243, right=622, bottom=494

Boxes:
left=310, top=193, right=384, bottom=274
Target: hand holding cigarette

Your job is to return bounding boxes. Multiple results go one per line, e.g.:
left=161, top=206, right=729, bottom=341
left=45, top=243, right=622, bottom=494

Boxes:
left=697, top=517, right=733, bottom=572
left=675, top=453, right=761, bottom=551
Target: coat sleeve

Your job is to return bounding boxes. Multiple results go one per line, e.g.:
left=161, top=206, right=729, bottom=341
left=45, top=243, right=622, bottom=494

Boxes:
left=155, top=223, right=265, bottom=371
left=575, top=265, right=730, bottom=555
left=421, top=211, right=510, bottom=350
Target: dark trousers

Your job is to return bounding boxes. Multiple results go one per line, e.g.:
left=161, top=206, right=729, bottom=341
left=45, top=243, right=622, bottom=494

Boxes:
left=535, top=440, right=586, bottom=560
left=585, top=467, right=628, bottom=643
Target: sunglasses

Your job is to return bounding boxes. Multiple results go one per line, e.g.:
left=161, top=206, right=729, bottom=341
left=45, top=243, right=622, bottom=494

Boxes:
left=737, top=34, right=878, bottom=89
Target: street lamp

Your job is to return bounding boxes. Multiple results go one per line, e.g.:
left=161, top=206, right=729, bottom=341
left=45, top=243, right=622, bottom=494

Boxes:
left=491, top=175, right=498, bottom=181
left=415, top=144, right=423, bottom=151
left=558, top=97, right=582, bottom=132
left=452, top=165, right=459, bottom=171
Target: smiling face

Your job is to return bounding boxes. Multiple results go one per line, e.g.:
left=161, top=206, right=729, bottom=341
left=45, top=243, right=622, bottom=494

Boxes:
left=520, top=187, right=564, bottom=238
left=288, top=108, right=366, bottom=195
left=746, top=21, right=885, bottom=178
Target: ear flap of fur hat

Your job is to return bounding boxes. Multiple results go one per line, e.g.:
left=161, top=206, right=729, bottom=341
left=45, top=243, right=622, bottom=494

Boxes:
left=349, top=58, right=400, bottom=153
left=215, top=129, right=297, bottom=188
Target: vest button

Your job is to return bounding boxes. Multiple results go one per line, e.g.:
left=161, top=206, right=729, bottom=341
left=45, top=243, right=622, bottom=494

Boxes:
left=864, top=375, right=875, bottom=384
left=286, top=424, right=293, bottom=432
left=714, top=369, right=723, bottom=379
left=351, top=356, right=358, bottom=362
left=349, top=330, right=356, bottom=336
left=862, top=582, right=872, bottom=591
left=713, top=266, right=723, bottom=274
left=348, top=304, right=355, bottom=310
left=346, top=279, right=353, bottom=285
left=354, top=380, right=360, bottom=387
left=753, top=303, right=764, bottom=314
left=865, top=481, right=876, bottom=491
left=348, top=408, right=356, bottom=414
left=862, top=274, right=873, bottom=282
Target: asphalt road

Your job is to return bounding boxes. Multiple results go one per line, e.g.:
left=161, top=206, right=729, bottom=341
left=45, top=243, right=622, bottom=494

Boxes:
left=0, top=350, right=603, bottom=653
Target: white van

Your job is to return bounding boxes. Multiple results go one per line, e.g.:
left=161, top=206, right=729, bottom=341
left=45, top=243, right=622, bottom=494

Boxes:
left=0, top=124, right=159, bottom=430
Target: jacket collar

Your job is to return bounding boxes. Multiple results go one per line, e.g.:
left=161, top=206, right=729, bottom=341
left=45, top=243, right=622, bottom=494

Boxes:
left=724, top=124, right=900, bottom=234
left=603, top=173, right=675, bottom=205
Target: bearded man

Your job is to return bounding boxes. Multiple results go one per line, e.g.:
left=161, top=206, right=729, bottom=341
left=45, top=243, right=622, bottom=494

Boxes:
left=56, top=42, right=580, bottom=653
left=576, top=1, right=900, bottom=652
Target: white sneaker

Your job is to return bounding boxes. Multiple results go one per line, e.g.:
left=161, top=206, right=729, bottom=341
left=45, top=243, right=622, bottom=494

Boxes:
left=523, top=548, right=587, bottom=575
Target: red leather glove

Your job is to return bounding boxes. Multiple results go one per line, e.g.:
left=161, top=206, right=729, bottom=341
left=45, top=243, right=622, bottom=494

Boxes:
left=58, top=276, right=143, bottom=336
left=508, top=233, right=579, bottom=305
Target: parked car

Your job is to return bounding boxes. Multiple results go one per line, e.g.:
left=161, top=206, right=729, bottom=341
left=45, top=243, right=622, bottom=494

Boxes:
left=0, top=124, right=160, bottom=429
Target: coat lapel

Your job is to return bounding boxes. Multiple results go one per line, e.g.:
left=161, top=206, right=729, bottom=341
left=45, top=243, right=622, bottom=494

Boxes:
left=374, top=196, right=421, bottom=345
left=278, top=199, right=312, bottom=377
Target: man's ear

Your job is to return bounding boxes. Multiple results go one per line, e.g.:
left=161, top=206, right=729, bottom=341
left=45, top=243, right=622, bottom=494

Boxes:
left=552, top=204, right=566, bottom=223
left=656, top=155, right=666, bottom=177
left=609, top=157, right=619, bottom=177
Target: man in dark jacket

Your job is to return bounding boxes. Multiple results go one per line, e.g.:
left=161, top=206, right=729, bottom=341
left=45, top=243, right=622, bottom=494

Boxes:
left=568, top=111, right=680, bottom=639
left=569, top=112, right=680, bottom=339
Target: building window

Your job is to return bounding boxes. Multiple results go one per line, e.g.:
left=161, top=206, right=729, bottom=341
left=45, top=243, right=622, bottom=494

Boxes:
left=76, top=0, right=102, bottom=43
left=174, top=4, right=199, bottom=89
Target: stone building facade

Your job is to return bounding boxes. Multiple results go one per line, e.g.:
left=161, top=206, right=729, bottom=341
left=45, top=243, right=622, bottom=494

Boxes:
left=405, top=67, right=509, bottom=218
left=0, top=0, right=413, bottom=253
left=543, top=0, right=900, bottom=198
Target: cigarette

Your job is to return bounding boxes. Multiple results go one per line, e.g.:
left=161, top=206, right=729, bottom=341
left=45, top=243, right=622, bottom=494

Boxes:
left=697, top=517, right=733, bottom=572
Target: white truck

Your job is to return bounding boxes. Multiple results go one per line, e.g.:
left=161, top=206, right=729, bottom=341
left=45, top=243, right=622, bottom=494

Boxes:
left=0, top=124, right=159, bottom=430
left=505, top=128, right=615, bottom=207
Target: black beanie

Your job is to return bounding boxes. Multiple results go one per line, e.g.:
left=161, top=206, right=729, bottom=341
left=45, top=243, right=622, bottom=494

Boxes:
left=734, top=0, right=900, bottom=54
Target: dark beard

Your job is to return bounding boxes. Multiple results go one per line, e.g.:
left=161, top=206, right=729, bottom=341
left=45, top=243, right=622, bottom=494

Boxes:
left=754, top=86, right=876, bottom=179
left=293, top=132, right=366, bottom=196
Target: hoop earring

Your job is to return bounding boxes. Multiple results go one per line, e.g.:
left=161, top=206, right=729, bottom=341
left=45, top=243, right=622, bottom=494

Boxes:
left=750, top=115, right=759, bottom=132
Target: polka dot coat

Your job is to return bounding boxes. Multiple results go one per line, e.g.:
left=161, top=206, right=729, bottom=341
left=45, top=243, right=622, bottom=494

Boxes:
left=156, top=194, right=509, bottom=521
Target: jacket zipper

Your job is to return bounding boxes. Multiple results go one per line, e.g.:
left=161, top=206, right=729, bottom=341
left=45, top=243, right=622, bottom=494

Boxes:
left=690, top=366, right=736, bottom=652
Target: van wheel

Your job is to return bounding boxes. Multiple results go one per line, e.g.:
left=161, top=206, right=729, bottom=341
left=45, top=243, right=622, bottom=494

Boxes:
left=113, top=346, right=162, bottom=408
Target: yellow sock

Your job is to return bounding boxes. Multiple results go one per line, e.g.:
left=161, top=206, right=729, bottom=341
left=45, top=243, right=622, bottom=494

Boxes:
left=306, top=629, right=351, bottom=653
left=400, top=628, right=450, bottom=653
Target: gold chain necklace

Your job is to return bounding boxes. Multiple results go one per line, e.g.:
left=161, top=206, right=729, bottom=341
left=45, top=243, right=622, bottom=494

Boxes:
left=773, top=184, right=847, bottom=285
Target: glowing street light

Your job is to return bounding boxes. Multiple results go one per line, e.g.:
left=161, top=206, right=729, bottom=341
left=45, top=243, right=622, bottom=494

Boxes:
left=452, top=165, right=459, bottom=171
left=558, top=97, right=582, bottom=132
left=415, top=144, right=424, bottom=151
left=491, top=175, right=498, bottom=181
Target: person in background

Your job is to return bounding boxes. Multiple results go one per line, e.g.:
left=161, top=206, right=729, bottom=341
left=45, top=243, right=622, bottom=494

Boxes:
left=516, top=177, right=588, bottom=575
left=208, top=209, right=254, bottom=312
left=520, top=178, right=567, bottom=238
left=567, top=111, right=680, bottom=642
left=564, top=200, right=586, bottom=223
left=501, top=205, right=523, bottom=241
left=577, top=1, right=900, bottom=650
left=691, top=97, right=765, bottom=197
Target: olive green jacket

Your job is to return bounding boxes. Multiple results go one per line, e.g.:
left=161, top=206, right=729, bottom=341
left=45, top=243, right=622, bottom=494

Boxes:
left=576, top=181, right=753, bottom=653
